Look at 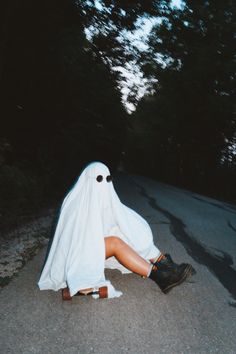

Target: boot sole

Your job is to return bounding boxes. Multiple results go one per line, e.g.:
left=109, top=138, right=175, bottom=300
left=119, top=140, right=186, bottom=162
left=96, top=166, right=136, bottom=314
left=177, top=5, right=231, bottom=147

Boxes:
left=161, top=264, right=193, bottom=294
left=182, top=264, right=196, bottom=276
left=190, top=265, right=197, bottom=276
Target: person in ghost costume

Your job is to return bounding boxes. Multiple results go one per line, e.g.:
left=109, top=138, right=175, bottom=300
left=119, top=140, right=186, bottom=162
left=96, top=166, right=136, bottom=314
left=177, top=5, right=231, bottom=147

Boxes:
left=38, top=161, right=195, bottom=298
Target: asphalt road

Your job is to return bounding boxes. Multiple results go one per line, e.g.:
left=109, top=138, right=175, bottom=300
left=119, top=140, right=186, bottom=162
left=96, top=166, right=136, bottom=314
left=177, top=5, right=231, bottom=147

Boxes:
left=1, top=173, right=236, bottom=354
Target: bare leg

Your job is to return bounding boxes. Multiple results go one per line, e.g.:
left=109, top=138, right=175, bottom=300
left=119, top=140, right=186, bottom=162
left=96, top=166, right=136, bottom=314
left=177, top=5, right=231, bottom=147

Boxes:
left=105, top=236, right=150, bottom=277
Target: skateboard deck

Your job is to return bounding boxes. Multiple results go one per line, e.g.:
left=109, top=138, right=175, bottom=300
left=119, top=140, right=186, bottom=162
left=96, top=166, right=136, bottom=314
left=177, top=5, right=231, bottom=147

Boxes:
left=62, top=286, right=108, bottom=300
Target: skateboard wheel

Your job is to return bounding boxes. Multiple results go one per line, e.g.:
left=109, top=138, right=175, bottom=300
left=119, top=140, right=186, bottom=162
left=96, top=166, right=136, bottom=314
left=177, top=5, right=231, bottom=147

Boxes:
left=62, top=287, right=72, bottom=301
left=99, top=286, right=108, bottom=298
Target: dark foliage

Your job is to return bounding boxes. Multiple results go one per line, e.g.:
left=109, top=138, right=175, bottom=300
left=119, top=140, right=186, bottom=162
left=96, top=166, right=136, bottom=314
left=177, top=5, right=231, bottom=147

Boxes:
left=126, top=0, right=236, bottom=202
left=0, top=0, right=128, bottom=227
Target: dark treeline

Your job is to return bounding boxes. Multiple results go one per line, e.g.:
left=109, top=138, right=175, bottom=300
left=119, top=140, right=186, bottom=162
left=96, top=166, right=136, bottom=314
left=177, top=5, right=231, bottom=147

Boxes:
left=125, top=0, right=236, bottom=202
left=0, top=0, right=129, bottom=227
left=0, top=0, right=236, bottom=229
left=0, top=0, right=158, bottom=228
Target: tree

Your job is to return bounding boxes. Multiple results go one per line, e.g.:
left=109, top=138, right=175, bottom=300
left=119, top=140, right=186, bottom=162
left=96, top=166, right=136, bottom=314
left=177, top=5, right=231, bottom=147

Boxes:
left=0, top=0, right=130, bottom=223
left=127, top=0, right=236, bottom=199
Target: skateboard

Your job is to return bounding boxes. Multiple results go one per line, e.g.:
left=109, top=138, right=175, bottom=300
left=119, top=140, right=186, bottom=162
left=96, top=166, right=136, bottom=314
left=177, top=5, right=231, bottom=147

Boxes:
left=62, top=286, right=108, bottom=300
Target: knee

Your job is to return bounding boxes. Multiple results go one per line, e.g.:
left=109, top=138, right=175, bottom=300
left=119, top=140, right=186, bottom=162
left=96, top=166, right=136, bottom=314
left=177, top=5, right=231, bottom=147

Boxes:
left=108, top=236, right=124, bottom=251
left=105, top=236, right=126, bottom=259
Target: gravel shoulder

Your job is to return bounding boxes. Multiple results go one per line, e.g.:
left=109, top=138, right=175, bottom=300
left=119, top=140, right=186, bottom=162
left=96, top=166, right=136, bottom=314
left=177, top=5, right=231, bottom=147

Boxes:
left=0, top=208, right=55, bottom=286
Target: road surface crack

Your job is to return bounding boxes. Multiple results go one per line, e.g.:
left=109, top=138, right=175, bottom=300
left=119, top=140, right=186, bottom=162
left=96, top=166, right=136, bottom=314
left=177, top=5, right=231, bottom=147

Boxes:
left=134, top=181, right=236, bottom=303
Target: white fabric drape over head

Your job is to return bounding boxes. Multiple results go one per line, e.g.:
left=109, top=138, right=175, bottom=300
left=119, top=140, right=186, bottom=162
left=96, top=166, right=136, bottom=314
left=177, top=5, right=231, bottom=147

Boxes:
left=38, top=161, right=160, bottom=297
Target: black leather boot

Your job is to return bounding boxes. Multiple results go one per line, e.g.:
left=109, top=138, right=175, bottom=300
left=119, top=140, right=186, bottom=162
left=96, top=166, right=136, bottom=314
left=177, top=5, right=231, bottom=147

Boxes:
left=149, top=262, right=193, bottom=294
left=154, top=254, right=196, bottom=276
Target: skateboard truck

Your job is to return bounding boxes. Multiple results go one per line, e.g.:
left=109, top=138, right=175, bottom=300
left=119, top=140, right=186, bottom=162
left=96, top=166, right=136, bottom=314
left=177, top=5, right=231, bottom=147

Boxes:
left=62, top=286, right=108, bottom=300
